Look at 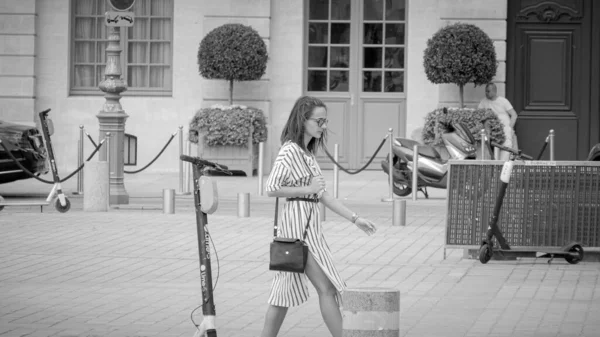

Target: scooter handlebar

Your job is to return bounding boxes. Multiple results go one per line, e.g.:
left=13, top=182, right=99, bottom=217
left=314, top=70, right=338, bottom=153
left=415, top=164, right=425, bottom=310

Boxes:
left=180, top=154, right=230, bottom=172
left=490, top=142, right=533, bottom=160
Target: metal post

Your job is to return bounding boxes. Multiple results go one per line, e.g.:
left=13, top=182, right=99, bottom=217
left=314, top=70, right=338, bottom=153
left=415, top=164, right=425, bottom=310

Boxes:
left=163, top=189, right=175, bottom=214
left=549, top=129, right=555, bottom=161
left=105, top=132, right=111, bottom=207
left=382, top=129, right=394, bottom=202
left=333, top=144, right=339, bottom=199
left=258, top=142, right=265, bottom=196
left=392, top=199, right=406, bottom=226
left=178, top=125, right=184, bottom=194
left=237, top=193, right=250, bottom=217
left=73, top=125, right=84, bottom=195
left=184, top=140, right=192, bottom=194
left=412, top=144, right=419, bottom=201
left=480, top=129, right=487, bottom=160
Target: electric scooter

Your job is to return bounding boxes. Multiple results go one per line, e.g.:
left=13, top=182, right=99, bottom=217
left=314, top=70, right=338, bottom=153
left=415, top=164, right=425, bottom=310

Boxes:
left=478, top=143, right=585, bottom=264
left=381, top=119, right=479, bottom=198
left=0, top=109, right=71, bottom=212
left=180, top=154, right=231, bottom=337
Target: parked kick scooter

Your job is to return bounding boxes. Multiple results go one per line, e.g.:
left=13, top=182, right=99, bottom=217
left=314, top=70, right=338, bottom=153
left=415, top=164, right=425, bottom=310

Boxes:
left=0, top=109, right=71, bottom=212
left=478, top=143, right=584, bottom=264
left=180, top=154, right=231, bottom=337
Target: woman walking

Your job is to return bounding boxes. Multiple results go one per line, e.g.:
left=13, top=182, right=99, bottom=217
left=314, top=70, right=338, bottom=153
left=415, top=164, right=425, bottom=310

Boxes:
left=260, top=96, right=377, bottom=337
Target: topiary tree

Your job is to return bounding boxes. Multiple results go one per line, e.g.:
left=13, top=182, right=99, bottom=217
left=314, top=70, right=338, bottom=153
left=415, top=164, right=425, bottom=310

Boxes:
left=423, top=23, right=497, bottom=108
left=198, top=23, right=268, bottom=105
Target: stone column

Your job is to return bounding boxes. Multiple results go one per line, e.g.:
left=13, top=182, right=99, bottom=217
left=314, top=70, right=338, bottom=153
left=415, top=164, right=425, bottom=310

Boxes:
left=98, top=26, right=129, bottom=204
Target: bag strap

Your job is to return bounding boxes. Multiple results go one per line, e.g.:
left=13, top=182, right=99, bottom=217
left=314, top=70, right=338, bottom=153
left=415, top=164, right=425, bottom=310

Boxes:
left=273, top=197, right=315, bottom=240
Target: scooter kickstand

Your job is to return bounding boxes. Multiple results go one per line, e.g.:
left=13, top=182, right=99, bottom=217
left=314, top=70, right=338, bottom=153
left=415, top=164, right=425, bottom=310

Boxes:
left=547, top=254, right=554, bottom=264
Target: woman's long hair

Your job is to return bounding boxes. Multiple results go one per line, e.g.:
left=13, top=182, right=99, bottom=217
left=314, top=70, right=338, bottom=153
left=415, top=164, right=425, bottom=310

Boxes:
left=280, top=96, right=328, bottom=154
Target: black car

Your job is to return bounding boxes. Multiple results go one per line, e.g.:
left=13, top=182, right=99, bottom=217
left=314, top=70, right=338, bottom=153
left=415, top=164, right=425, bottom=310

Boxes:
left=0, top=119, right=49, bottom=184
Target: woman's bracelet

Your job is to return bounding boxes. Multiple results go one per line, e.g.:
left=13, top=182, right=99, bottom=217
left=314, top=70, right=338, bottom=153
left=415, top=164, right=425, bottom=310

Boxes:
left=351, top=213, right=359, bottom=224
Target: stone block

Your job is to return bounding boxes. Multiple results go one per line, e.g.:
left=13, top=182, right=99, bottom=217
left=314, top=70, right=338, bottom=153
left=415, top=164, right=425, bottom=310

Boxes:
left=83, top=161, right=109, bottom=212
left=0, top=56, right=35, bottom=76
left=0, top=98, right=35, bottom=121
left=439, top=0, right=507, bottom=19
left=0, top=14, right=35, bottom=34
left=0, top=0, right=35, bottom=13
left=201, top=0, right=270, bottom=17
left=0, top=77, right=35, bottom=97
left=439, top=82, right=506, bottom=105
left=204, top=17, right=270, bottom=38
left=0, top=35, right=35, bottom=55
left=202, top=79, right=270, bottom=101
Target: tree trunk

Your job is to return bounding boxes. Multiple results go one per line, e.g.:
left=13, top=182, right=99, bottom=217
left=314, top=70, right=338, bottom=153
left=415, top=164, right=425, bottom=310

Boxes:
left=459, top=84, right=465, bottom=108
left=229, top=80, right=234, bottom=105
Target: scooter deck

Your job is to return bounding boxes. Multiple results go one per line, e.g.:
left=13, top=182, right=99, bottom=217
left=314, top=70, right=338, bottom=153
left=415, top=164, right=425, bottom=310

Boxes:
left=493, top=246, right=581, bottom=259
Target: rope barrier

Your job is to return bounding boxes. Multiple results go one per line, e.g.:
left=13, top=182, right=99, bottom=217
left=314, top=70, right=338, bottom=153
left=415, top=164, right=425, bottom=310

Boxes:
left=124, top=131, right=177, bottom=174
left=323, top=136, right=388, bottom=175
left=0, top=139, right=105, bottom=184
left=85, top=131, right=98, bottom=147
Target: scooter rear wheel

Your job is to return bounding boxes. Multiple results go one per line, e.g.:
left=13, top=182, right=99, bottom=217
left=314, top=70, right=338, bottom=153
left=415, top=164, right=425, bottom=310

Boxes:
left=479, top=244, right=492, bottom=264
left=0, top=195, right=4, bottom=212
left=55, top=197, right=71, bottom=213
left=564, top=244, right=584, bottom=264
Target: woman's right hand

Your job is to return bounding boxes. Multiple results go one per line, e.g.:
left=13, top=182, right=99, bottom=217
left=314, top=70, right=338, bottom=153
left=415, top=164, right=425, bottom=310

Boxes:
left=309, top=175, right=326, bottom=194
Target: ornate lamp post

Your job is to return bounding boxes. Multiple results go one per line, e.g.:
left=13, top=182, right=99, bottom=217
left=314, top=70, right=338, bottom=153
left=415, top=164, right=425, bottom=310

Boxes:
left=97, top=0, right=136, bottom=204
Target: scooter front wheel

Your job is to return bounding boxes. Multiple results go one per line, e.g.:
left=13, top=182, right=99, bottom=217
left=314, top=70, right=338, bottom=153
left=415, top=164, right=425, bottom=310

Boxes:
left=55, top=197, right=71, bottom=213
left=479, top=244, right=492, bottom=264
left=393, top=182, right=412, bottom=197
left=565, top=244, right=584, bottom=265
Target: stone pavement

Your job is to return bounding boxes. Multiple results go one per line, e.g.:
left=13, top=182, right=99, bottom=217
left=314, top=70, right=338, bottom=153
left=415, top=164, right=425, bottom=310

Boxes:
left=1, top=171, right=600, bottom=337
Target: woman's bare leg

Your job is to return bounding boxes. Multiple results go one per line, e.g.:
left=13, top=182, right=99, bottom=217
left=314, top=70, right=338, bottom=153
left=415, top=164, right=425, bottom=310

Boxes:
left=260, top=305, right=288, bottom=337
left=305, top=253, right=342, bottom=337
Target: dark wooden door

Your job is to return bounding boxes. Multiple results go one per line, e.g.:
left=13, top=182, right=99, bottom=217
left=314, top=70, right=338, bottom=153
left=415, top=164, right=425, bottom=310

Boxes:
left=507, top=0, right=598, bottom=160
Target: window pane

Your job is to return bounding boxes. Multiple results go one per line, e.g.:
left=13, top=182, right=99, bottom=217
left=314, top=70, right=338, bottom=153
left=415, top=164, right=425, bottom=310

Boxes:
left=309, top=0, right=328, bottom=20
left=130, top=18, right=149, bottom=39
left=97, top=42, right=108, bottom=63
left=330, top=71, right=349, bottom=92
left=331, top=0, right=350, bottom=20
left=385, top=47, right=404, bottom=68
left=150, top=42, right=170, bottom=64
left=128, top=66, right=147, bottom=87
left=308, top=46, right=328, bottom=67
left=96, top=19, right=108, bottom=39
left=74, top=18, right=94, bottom=39
left=151, top=0, right=173, bottom=16
left=385, top=71, right=404, bottom=92
left=385, top=23, right=405, bottom=44
left=128, top=42, right=148, bottom=63
left=75, top=0, right=95, bottom=15
left=150, top=18, right=171, bottom=40
left=74, top=65, right=95, bottom=87
left=364, top=23, right=382, bottom=44
left=363, top=71, right=382, bottom=92
left=331, top=23, right=350, bottom=44
left=309, top=23, right=328, bottom=44
left=97, top=65, right=105, bottom=82
left=133, top=0, right=151, bottom=15
left=308, top=70, right=327, bottom=91
left=386, top=0, right=406, bottom=20
left=150, top=66, right=172, bottom=88
left=364, top=0, right=383, bottom=20
left=363, top=47, right=382, bottom=68
left=330, top=47, right=349, bottom=68
left=74, top=42, right=95, bottom=63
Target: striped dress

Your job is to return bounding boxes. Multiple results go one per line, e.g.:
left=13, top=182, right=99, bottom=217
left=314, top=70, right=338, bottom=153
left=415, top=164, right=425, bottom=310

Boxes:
left=265, top=141, right=346, bottom=307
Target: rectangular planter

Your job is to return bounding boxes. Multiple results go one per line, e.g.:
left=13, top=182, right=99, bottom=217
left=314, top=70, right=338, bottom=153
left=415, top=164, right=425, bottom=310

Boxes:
left=196, top=132, right=258, bottom=177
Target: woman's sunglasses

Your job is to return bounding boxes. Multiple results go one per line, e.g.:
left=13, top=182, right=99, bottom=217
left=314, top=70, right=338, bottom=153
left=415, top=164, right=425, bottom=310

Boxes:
left=309, top=118, right=328, bottom=127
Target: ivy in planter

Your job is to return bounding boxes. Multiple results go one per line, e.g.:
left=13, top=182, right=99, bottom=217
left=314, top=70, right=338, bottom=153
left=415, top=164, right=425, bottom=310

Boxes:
left=422, top=108, right=506, bottom=146
left=189, top=105, right=268, bottom=147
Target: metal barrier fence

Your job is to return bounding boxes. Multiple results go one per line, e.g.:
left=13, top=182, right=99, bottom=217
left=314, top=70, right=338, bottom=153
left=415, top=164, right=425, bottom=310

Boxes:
left=445, top=160, right=600, bottom=250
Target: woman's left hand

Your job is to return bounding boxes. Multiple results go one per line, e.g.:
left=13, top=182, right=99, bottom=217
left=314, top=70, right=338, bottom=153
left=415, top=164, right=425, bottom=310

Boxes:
left=355, top=217, right=377, bottom=236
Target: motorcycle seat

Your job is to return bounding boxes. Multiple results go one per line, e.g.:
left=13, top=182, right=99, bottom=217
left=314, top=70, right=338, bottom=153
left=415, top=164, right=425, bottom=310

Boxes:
left=394, top=138, right=441, bottom=159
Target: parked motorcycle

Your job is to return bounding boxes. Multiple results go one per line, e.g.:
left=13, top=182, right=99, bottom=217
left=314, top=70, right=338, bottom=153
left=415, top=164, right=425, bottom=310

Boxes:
left=381, top=111, right=482, bottom=198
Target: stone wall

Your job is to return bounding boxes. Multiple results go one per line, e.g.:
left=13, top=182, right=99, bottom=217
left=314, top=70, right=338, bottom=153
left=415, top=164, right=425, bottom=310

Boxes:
left=0, top=0, right=36, bottom=124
